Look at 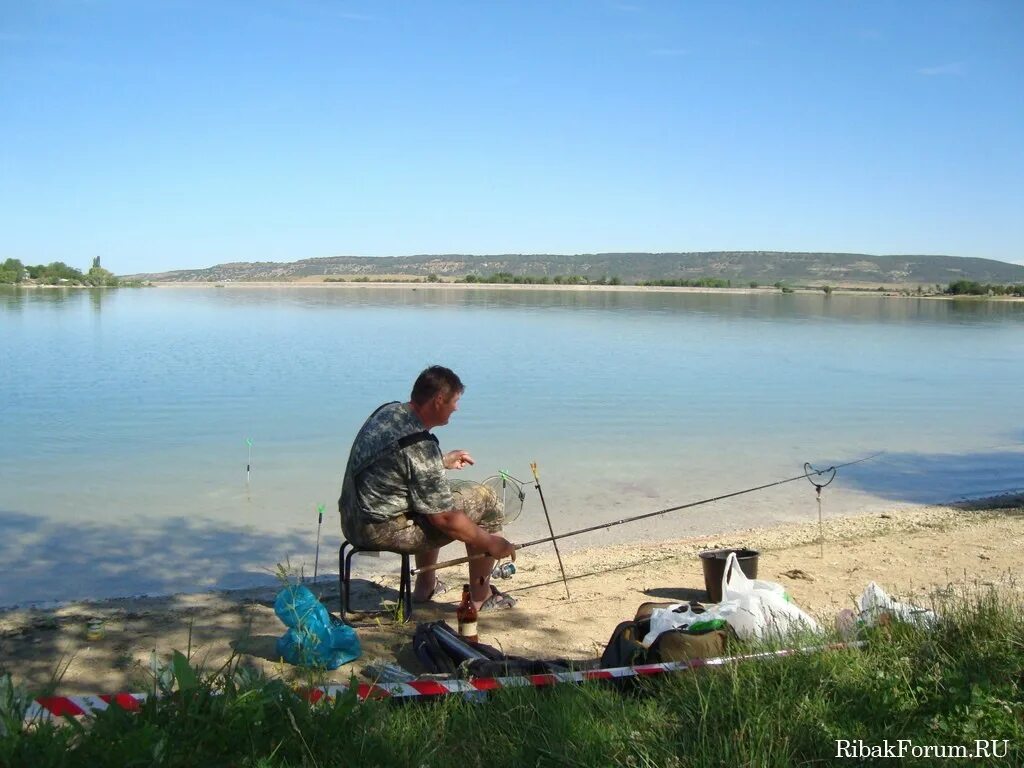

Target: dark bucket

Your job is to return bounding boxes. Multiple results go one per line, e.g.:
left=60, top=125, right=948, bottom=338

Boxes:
left=698, top=548, right=760, bottom=603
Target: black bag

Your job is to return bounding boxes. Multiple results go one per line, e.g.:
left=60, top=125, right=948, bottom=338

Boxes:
left=599, top=602, right=733, bottom=668
left=412, top=621, right=591, bottom=678
left=412, top=620, right=465, bottom=675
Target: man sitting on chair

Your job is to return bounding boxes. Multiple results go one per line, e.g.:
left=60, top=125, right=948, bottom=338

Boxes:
left=339, top=365, right=517, bottom=610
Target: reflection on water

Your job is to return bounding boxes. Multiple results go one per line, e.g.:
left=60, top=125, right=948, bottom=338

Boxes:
left=1, top=285, right=1022, bottom=605
left=0, top=286, right=123, bottom=311
left=5, top=284, right=1024, bottom=323
left=173, top=284, right=1024, bottom=325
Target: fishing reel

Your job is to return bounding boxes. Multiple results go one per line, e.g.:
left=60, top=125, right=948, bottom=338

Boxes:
left=491, top=562, right=517, bottom=580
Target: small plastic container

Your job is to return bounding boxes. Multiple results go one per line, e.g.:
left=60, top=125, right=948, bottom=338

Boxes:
left=85, top=618, right=105, bottom=641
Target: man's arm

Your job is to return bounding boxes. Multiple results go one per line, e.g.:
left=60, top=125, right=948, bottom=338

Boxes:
left=426, top=510, right=516, bottom=558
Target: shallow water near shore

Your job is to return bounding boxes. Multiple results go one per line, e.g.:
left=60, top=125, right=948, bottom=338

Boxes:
left=2, top=284, right=1023, bottom=606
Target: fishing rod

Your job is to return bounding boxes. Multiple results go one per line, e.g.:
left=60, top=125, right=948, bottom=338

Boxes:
left=246, top=437, right=253, bottom=486
left=313, top=503, right=325, bottom=584
left=531, top=462, right=571, bottom=599
left=412, top=452, right=882, bottom=576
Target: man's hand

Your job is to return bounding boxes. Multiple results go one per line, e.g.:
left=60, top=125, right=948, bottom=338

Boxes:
left=486, top=534, right=517, bottom=560
left=426, top=510, right=516, bottom=558
left=443, top=449, right=474, bottom=470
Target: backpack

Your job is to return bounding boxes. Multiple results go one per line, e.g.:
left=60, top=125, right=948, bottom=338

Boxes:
left=599, top=602, right=734, bottom=668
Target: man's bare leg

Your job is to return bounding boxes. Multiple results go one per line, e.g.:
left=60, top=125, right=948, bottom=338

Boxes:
left=466, top=543, right=495, bottom=607
left=413, top=548, right=441, bottom=602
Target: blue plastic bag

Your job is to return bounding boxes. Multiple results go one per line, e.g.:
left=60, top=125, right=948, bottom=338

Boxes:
left=274, top=585, right=361, bottom=669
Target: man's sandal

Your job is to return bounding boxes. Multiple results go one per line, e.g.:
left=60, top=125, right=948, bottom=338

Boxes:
left=412, top=578, right=448, bottom=604
left=479, top=585, right=517, bottom=611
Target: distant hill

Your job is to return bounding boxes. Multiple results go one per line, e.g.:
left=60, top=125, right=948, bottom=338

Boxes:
left=123, top=252, right=1024, bottom=287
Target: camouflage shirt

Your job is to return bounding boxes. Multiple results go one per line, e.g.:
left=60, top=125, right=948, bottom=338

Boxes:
left=339, top=401, right=454, bottom=523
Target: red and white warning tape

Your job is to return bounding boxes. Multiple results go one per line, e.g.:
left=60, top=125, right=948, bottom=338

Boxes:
left=25, top=642, right=861, bottom=721
left=26, top=693, right=147, bottom=721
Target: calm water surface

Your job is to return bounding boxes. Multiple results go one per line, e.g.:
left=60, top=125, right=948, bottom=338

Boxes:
left=2, top=285, right=1022, bottom=606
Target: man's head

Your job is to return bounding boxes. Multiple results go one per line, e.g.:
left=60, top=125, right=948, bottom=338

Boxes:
left=410, top=366, right=464, bottom=428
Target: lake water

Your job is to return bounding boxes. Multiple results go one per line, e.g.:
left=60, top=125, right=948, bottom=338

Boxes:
left=2, top=285, right=1022, bottom=607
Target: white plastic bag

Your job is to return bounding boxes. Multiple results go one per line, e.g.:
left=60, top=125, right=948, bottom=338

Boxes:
left=721, top=552, right=820, bottom=641
left=858, top=582, right=937, bottom=628
left=641, top=602, right=739, bottom=647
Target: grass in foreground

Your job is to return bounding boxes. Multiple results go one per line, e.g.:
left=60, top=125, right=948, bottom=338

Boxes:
left=2, top=586, right=1022, bottom=767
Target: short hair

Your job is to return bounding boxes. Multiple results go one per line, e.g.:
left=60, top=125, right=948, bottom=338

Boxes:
left=411, top=366, right=465, bottom=405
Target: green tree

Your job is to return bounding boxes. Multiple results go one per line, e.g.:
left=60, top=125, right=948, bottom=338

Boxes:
left=31, top=261, right=85, bottom=284
left=86, top=265, right=119, bottom=286
left=0, top=258, right=25, bottom=284
left=945, top=280, right=985, bottom=296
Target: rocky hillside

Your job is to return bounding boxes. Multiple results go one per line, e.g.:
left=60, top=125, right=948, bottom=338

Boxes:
left=123, top=251, right=1024, bottom=286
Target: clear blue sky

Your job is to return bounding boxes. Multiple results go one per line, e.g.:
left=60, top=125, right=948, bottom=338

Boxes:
left=2, top=1, right=1022, bottom=273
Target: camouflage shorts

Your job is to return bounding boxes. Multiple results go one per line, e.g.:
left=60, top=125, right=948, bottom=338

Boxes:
left=343, top=479, right=503, bottom=554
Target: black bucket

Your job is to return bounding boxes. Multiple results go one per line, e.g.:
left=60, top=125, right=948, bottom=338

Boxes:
left=698, top=548, right=760, bottom=603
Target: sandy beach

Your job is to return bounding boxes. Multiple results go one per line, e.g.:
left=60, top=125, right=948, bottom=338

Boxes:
left=2, top=496, right=1021, bottom=697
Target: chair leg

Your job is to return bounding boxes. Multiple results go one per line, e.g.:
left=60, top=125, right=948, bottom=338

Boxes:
left=399, top=554, right=412, bottom=622
left=339, top=542, right=350, bottom=624
left=344, top=547, right=360, bottom=624
left=338, top=541, right=413, bottom=624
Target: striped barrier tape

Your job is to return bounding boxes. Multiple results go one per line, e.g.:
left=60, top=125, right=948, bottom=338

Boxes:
left=25, top=641, right=863, bottom=721
left=26, top=693, right=147, bottom=721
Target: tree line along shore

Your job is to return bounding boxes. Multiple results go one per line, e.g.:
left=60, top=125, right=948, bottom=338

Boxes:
left=5, top=260, right=1023, bottom=297
left=0, top=257, right=135, bottom=288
